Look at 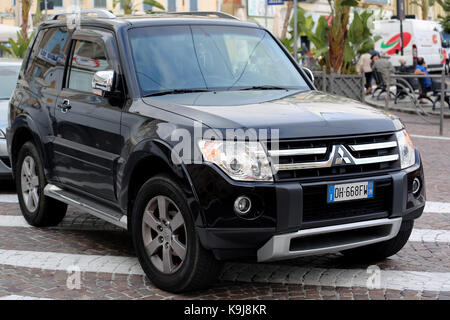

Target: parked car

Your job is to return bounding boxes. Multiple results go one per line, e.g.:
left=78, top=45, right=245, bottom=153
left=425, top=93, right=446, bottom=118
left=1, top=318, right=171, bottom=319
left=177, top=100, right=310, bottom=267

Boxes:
left=7, top=10, right=425, bottom=292
left=0, top=59, right=21, bottom=180
left=374, top=18, right=445, bottom=72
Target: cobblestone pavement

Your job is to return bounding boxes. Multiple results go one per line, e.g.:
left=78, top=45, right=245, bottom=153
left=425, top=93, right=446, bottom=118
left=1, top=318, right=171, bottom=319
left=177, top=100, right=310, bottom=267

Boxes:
left=0, top=111, right=449, bottom=300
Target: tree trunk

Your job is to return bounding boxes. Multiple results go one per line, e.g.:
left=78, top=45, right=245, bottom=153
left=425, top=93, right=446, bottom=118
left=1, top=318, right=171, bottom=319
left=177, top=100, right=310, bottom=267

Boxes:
left=327, top=2, right=350, bottom=73
left=422, top=1, right=429, bottom=20
left=280, top=1, right=293, bottom=40
left=21, top=0, right=31, bottom=41
left=123, top=0, right=133, bottom=15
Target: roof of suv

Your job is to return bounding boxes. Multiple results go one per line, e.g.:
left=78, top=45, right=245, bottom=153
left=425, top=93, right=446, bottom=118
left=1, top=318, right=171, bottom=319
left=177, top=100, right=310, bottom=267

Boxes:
left=40, top=12, right=259, bottom=30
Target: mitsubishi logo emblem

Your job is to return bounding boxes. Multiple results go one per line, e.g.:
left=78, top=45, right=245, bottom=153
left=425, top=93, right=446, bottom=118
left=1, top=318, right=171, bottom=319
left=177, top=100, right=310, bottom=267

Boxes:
left=333, top=145, right=354, bottom=166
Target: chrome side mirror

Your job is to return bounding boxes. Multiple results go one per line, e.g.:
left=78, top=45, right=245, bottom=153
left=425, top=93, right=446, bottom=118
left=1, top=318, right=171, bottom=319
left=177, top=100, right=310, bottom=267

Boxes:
left=92, top=70, right=115, bottom=96
left=302, top=67, right=314, bottom=83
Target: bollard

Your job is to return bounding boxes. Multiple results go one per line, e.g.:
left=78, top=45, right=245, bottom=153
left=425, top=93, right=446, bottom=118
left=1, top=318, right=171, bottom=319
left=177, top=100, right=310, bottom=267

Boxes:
left=440, top=69, right=445, bottom=136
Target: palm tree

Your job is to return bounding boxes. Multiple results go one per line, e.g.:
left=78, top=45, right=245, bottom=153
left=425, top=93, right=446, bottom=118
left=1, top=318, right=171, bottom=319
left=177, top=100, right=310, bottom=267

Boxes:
left=21, top=0, right=32, bottom=41
left=410, top=0, right=444, bottom=20
left=327, top=0, right=357, bottom=73
left=439, top=0, right=450, bottom=33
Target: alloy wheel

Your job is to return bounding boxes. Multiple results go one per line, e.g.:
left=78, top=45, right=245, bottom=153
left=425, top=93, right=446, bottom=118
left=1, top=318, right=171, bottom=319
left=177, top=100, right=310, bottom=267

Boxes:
left=141, top=195, right=187, bottom=274
left=21, top=155, right=40, bottom=212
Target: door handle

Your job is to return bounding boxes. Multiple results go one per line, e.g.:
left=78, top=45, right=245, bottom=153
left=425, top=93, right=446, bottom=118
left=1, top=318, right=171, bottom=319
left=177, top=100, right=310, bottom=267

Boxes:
left=57, top=99, right=72, bottom=113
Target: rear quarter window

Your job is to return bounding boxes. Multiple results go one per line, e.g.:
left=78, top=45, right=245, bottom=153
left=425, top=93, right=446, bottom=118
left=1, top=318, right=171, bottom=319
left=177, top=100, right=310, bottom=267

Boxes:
left=25, top=27, right=71, bottom=90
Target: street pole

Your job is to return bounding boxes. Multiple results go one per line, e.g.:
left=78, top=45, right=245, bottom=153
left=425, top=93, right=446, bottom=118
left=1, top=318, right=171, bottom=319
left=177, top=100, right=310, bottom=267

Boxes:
left=397, top=0, right=405, bottom=55
left=440, top=68, right=444, bottom=136
left=293, top=0, right=298, bottom=62
left=265, top=1, right=268, bottom=28
left=45, top=0, right=48, bottom=21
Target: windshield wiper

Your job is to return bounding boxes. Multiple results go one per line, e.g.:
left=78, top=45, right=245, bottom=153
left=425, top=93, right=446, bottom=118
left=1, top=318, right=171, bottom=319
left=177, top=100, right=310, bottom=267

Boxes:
left=143, top=89, right=210, bottom=97
left=236, top=85, right=292, bottom=91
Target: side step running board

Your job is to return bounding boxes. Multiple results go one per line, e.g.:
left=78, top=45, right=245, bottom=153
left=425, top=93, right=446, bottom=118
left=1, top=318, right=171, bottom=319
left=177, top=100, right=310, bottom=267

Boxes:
left=44, top=184, right=127, bottom=229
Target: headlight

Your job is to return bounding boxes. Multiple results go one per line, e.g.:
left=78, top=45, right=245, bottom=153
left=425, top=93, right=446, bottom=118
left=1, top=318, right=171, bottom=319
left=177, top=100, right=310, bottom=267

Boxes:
left=396, top=129, right=415, bottom=169
left=198, top=140, right=273, bottom=181
left=0, top=129, right=5, bottom=139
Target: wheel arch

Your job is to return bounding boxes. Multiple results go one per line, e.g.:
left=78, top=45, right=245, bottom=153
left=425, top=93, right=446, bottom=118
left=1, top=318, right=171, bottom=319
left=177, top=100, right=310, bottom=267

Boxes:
left=120, top=139, right=204, bottom=230
left=10, top=116, right=47, bottom=177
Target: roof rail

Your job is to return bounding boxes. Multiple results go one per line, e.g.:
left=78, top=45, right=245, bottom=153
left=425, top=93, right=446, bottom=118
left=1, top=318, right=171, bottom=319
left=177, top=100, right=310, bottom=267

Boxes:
left=168, top=11, right=239, bottom=20
left=51, top=9, right=116, bottom=20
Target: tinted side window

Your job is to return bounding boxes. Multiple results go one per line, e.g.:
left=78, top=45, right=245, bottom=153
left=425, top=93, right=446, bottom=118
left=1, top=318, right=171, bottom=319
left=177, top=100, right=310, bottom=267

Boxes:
left=25, top=27, right=70, bottom=89
left=67, top=40, right=112, bottom=93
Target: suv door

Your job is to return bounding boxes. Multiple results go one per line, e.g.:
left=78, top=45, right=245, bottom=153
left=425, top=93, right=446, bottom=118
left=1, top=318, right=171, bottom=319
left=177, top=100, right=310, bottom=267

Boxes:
left=18, top=26, right=71, bottom=178
left=53, top=28, right=124, bottom=202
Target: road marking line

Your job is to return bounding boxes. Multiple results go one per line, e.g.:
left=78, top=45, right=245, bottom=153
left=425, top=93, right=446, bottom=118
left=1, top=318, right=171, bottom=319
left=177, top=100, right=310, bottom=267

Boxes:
left=0, top=194, right=18, bottom=203
left=0, top=216, right=449, bottom=242
left=410, top=134, right=450, bottom=141
left=424, top=201, right=450, bottom=214
left=0, top=249, right=144, bottom=275
left=0, top=215, right=120, bottom=231
left=410, top=229, right=450, bottom=243
left=221, top=263, right=450, bottom=292
left=0, top=249, right=450, bottom=292
left=0, top=295, right=53, bottom=300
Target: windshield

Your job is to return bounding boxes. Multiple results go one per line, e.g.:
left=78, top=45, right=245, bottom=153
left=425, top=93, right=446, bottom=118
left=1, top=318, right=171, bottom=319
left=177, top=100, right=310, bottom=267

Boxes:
left=0, top=64, right=21, bottom=99
left=129, top=25, right=309, bottom=96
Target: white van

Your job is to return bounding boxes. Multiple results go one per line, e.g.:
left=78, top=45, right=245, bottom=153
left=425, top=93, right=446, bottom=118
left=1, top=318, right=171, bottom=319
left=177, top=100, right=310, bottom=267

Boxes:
left=374, top=18, right=445, bottom=72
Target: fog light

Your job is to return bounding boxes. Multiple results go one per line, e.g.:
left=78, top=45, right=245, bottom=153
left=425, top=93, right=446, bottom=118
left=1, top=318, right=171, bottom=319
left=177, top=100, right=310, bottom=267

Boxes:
left=412, top=177, right=421, bottom=195
left=234, top=196, right=252, bottom=216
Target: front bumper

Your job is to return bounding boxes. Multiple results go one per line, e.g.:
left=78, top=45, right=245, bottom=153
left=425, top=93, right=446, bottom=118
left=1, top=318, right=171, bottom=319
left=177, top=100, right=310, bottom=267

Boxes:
left=191, top=149, right=425, bottom=261
left=257, top=217, right=402, bottom=262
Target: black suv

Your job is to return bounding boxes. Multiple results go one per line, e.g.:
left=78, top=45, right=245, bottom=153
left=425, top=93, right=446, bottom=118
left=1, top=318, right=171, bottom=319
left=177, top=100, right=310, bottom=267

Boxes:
left=7, top=11, right=425, bottom=292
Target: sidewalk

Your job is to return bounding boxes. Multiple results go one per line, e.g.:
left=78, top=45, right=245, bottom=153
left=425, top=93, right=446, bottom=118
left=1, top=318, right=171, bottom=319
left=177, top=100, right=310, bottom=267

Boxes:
left=365, top=94, right=450, bottom=118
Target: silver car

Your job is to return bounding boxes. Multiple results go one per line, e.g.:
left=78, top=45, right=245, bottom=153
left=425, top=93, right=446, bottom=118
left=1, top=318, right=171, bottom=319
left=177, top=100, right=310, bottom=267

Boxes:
left=0, top=59, right=21, bottom=180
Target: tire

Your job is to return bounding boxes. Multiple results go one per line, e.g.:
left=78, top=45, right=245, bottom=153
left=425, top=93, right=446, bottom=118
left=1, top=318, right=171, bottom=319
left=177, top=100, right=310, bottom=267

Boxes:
left=341, top=220, right=414, bottom=262
left=131, top=174, right=221, bottom=292
left=15, top=141, right=67, bottom=227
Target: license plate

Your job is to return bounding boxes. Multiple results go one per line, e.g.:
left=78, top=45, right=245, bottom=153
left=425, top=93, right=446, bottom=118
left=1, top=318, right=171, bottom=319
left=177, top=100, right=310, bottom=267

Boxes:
left=327, top=181, right=374, bottom=203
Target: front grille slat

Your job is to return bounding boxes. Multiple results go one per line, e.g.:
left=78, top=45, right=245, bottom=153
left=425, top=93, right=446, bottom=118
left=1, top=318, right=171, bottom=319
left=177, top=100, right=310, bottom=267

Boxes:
left=268, top=133, right=400, bottom=181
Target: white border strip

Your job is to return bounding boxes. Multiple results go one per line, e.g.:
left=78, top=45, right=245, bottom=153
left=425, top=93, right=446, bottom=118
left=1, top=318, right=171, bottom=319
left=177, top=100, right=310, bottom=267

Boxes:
left=424, top=201, right=450, bottom=214
left=1, top=248, right=450, bottom=292
left=221, top=263, right=450, bottom=292
left=0, top=249, right=144, bottom=276
left=0, top=295, right=53, bottom=300
left=0, top=216, right=449, bottom=242
left=0, top=194, right=18, bottom=203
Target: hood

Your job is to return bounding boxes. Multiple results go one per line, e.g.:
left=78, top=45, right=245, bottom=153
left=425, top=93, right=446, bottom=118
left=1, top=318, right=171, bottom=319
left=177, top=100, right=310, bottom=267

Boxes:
left=0, top=100, right=8, bottom=130
left=143, top=90, right=403, bottom=139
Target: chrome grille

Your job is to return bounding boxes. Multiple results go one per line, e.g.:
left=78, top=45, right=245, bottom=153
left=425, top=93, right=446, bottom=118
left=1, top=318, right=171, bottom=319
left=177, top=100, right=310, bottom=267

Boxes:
left=267, top=133, right=400, bottom=181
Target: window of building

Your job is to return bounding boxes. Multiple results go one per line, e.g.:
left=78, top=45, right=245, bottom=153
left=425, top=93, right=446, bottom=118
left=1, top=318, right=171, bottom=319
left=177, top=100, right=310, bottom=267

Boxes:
left=189, top=0, right=198, bottom=11
left=53, top=0, right=64, bottom=8
left=93, top=0, right=107, bottom=8
left=167, top=0, right=176, bottom=12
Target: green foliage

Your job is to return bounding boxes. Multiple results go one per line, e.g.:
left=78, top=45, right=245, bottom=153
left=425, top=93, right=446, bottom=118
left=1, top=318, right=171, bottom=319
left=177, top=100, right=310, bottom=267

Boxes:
left=439, top=0, right=450, bottom=33
left=279, top=6, right=378, bottom=74
left=344, top=10, right=379, bottom=65
left=0, top=31, right=33, bottom=58
left=410, top=0, right=444, bottom=20
left=143, top=0, right=165, bottom=11
left=282, top=7, right=329, bottom=62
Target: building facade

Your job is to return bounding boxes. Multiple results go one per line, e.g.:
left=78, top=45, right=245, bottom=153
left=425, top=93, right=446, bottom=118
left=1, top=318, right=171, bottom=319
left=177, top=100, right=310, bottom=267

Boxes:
left=0, top=0, right=446, bottom=31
